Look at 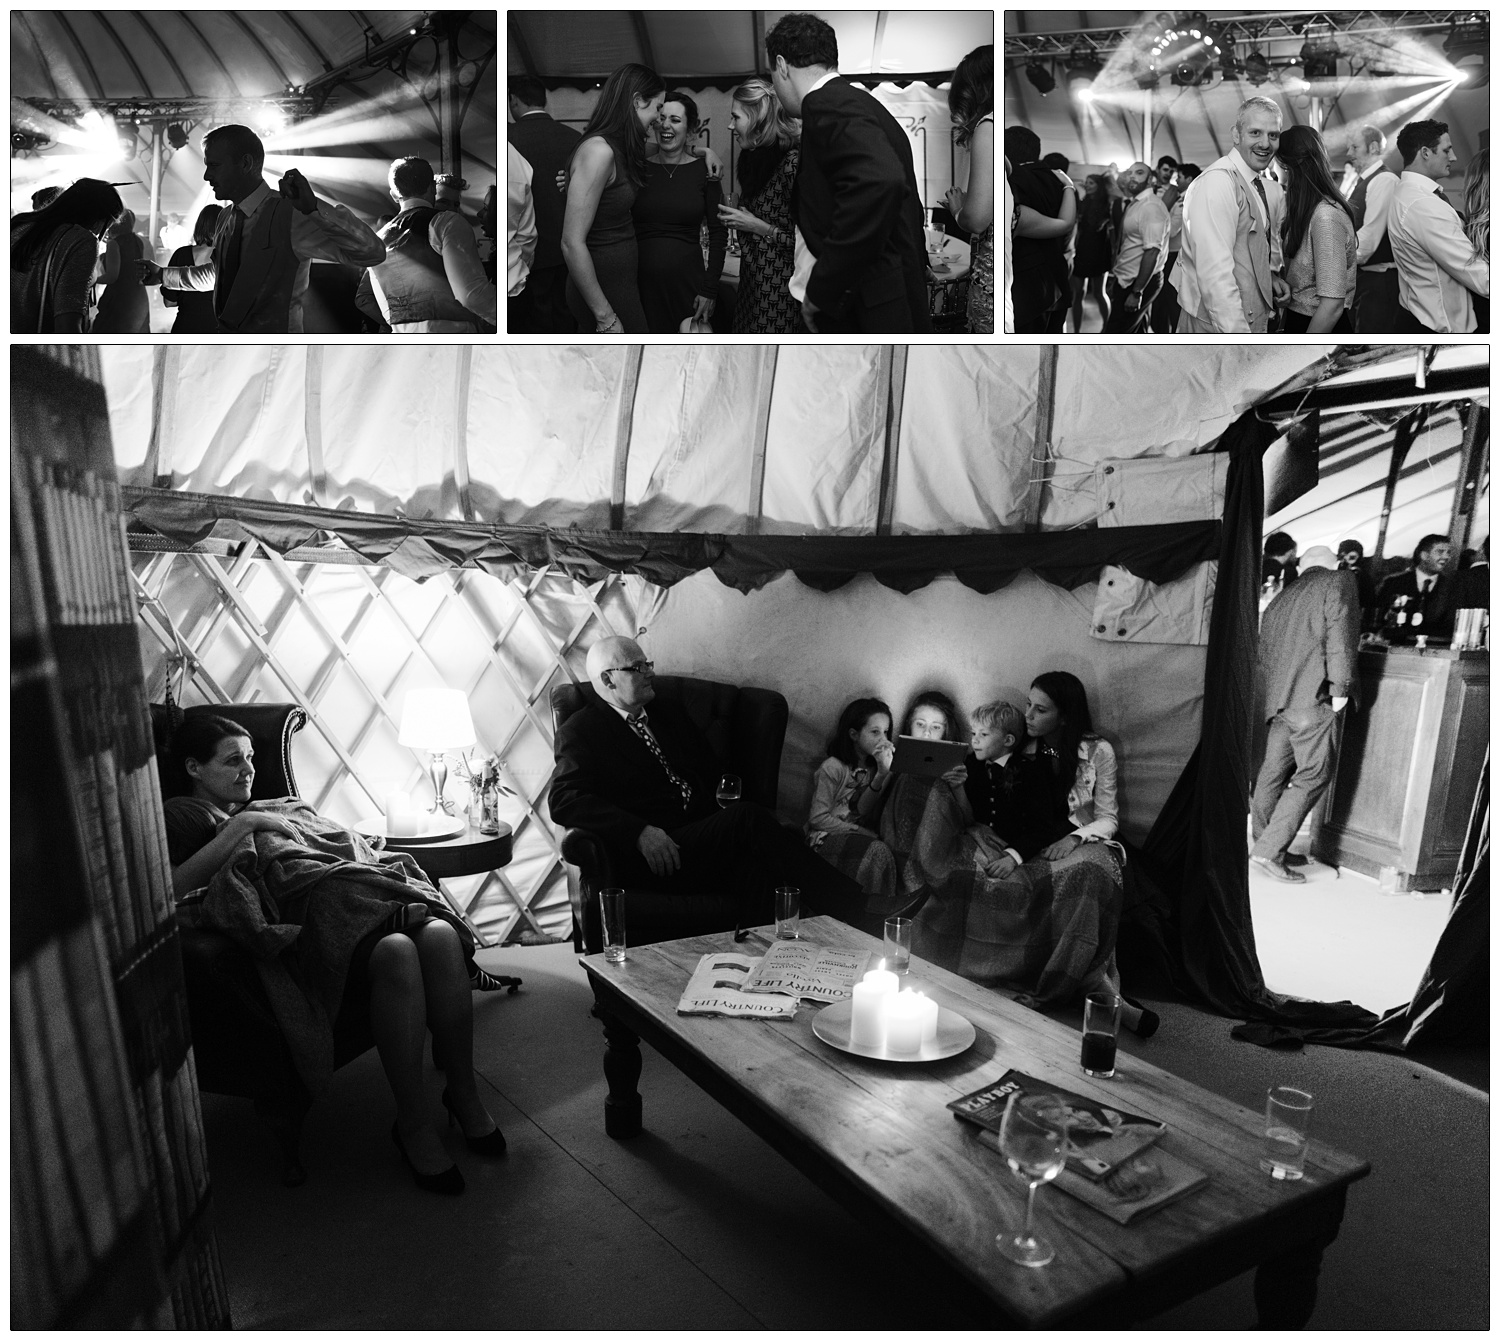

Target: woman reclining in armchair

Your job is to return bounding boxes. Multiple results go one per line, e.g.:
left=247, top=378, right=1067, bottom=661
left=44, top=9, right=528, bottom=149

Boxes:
left=165, top=714, right=506, bottom=1195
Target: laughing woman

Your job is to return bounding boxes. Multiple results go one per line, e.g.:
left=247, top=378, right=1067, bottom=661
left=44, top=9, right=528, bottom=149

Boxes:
left=165, top=714, right=507, bottom=1196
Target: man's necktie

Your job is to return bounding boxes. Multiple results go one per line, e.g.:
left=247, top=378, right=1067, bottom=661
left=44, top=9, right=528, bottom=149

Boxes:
left=627, top=714, right=693, bottom=807
left=215, top=207, right=244, bottom=314
left=1251, top=175, right=1270, bottom=224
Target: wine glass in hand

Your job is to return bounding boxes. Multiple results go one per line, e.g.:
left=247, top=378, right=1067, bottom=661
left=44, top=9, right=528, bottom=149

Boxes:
left=995, top=1092, right=1069, bottom=1267
left=716, top=773, right=742, bottom=808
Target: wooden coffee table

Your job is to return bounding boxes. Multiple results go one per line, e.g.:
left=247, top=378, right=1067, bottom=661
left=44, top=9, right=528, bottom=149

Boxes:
left=579, top=916, right=1369, bottom=1329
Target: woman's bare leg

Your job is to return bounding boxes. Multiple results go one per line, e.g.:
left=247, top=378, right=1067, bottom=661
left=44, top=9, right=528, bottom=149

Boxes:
left=409, top=920, right=498, bottom=1137
left=368, top=932, right=450, bottom=1173
left=1070, top=275, right=1085, bottom=334
left=1092, top=274, right=1111, bottom=327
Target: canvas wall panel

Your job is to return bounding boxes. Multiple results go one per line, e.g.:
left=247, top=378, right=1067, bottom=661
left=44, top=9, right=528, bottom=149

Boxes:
left=891, top=346, right=1037, bottom=533
left=468, top=345, right=625, bottom=528
left=761, top=347, right=887, bottom=533
left=641, top=567, right=1205, bottom=846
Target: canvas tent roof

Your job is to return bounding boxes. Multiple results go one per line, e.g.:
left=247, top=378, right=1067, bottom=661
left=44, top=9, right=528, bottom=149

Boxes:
left=1003, top=10, right=1489, bottom=170
left=10, top=10, right=497, bottom=223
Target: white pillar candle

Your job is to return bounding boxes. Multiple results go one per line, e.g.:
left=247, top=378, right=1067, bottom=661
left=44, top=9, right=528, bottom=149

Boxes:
left=386, top=790, right=417, bottom=837
left=885, top=989, right=925, bottom=1056
left=914, top=992, right=939, bottom=1047
left=850, top=968, right=898, bottom=1049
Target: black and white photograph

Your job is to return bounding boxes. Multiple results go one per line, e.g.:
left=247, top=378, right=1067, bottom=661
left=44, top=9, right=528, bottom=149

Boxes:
left=1003, top=10, right=1489, bottom=334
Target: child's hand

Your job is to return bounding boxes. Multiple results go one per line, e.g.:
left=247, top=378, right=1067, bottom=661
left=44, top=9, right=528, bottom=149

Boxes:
left=982, top=853, right=1019, bottom=880
left=872, top=739, right=895, bottom=776
left=940, top=763, right=967, bottom=788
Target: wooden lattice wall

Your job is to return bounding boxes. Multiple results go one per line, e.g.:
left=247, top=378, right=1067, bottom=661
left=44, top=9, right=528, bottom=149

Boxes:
left=130, top=538, right=654, bottom=944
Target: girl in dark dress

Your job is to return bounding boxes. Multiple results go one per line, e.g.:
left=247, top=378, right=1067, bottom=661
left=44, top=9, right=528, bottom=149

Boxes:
left=563, top=62, right=666, bottom=334
left=720, top=77, right=803, bottom=334
left=161, top=203, right=222, bottom=335
left=93, top=210, right=151, bottom=334
left=1069, top=176, right=1112, bottom=332
left=634, top=91, right=728, bottom=333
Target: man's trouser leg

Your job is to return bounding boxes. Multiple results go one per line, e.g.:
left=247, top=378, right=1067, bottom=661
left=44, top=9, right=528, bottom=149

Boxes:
left=1250, top=707, right=1339, bottom=863
left=1353, top=267, right=1399, bottom=335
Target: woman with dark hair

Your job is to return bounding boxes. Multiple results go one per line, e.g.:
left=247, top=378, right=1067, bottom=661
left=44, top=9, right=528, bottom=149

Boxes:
left=162, top=204, right=223, bottom=334
left=1462, top=148, right=1489, bottom=334
left=10, top=178, right=124, bottom=333
left=166, top=713, right=507, bottom=1196
left=562, top=62, right=667, bottom=334
left=634, top=89, right=728, bottom=332
left=720, top=77, right=802, bottom=333
left=93, top=209, right=151, bottom=334
left=806, top=696, right=899, bottom=904
left=1277, top=124, right=1357, bottom=334
left=1070, top=175, right=1112, bottom=332
left=944, top=44, right=995, bottom=334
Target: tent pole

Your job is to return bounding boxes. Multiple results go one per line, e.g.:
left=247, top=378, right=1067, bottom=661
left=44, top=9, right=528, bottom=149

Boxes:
left=1447, top=400, right=1488, bottom=553
left=435, top=13, right=464, bottom=177
left=147, top=120, right=163, bottom=258
left=609, top=347, right=644, bottom=531
left=1373, top=406, right=1426, bottom=563
left=876, top=346, right=909, bottom=535
left=745, top=347, right=780, bottom=536
left=1141, top=86, right=1152, bottom=163
left=1023, top=346, right=1058, bottom=532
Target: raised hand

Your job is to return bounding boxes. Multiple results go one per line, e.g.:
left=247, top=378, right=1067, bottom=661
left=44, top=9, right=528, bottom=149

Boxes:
left=277, top=168, right=318, bottom=215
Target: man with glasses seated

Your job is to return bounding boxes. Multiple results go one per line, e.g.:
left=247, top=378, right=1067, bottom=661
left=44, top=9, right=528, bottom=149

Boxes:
left=550, top=635, right=865, bottom=927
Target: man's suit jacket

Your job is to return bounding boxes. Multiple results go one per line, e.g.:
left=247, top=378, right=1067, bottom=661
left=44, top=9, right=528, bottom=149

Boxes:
left=213, top=195, right=299, bottom=334
left=507, top=112, right=582, bottom=271
left=795, top=78, right=930, bottom=332
left=1259, top=567, right=1362, bottom=721
left=1455, top=561, right=1489, bottom=611
left=1377, top=568, right=1458, bottom=640
left=549, top=690, right=721, bottom=859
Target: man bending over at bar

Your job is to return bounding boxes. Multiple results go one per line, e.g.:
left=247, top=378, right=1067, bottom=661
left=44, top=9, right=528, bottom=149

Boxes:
left=550, top=636, right=866, bottom=928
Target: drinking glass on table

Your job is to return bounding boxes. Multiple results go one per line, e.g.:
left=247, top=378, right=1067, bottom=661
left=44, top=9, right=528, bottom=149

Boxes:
left=1260, top=1086, right=1313, bottom=1181
left=995, top=1092, right=1068, bottom=1268
left=883, top=916, right=912, bottom=973
left=716, top=773, right=742, bottom=808
left=774, top=886, right=800, bottom=940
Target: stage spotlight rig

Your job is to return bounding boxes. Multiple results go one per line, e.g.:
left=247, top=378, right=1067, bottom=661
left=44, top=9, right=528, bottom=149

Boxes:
left=1025, top=60, right=1056, bottom=94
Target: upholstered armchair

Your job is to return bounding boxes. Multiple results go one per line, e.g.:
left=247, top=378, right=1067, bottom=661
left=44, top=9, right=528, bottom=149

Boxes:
left=152, top=701, right=377, bottom=1187
left=549, top=676, right=790, bottom=954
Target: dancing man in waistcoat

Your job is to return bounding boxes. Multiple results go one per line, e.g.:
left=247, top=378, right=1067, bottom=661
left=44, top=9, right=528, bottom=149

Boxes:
left=139, top=124, right=386, bottom=334
left=1175, top=96, right=1288, bottom=334
left=1341, top=124, right=1400, bottom=334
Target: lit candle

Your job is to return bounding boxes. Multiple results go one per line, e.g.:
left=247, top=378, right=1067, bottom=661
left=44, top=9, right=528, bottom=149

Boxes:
left=885, top=988, right=925, bottom=1055
left=914, top=992, right=939, bottom=1047
left=850, top=968, right=898, bottom=1049
left=386, top=790, right=417, bottom=837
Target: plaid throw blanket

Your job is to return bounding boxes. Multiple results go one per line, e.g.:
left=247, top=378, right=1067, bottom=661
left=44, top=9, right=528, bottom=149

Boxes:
left=879, top=774, right=1123, bottom=1007
left=808, top=828, right=904, bottom=917
left=175, top=798, right=473, bottom=1096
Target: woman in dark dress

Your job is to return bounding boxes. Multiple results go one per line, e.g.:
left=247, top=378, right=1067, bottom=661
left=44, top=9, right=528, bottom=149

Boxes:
left=165, top=714, right=507, bottom=1195
left=633, top=91, right=727, bottom=333
left=93, top=210, right=152, bottom=334
left=161, top=203, right=222, bottom=335
left=1069, top=175, right=1112, bottom=332
left=563, top=62, right=666, bottom=334
left=720, top=77, right=802, bottom=334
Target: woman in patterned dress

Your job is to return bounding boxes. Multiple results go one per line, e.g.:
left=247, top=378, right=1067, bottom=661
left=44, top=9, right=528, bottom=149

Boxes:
left=944, top=45, right=994, bottom=334
left=718, top=78, right=803, bottom=334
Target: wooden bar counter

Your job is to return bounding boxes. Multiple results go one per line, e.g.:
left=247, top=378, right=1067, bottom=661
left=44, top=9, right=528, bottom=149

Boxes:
left=1311, top=644, right=1489, bottom=891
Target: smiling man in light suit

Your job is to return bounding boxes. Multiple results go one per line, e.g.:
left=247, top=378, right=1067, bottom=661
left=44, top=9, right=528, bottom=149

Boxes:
left=1175, top=96, right=1288, bottom=333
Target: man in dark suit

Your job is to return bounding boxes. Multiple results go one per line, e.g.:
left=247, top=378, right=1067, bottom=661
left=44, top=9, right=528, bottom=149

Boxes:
left=548, top=637, right=865, bottom=925
left=1251, top=546, right=1361, bottom=883
left=1376, top=532, right=1458, bottom=642
left=765, top=13, right=930, bottom=334
left=1455, top=536, right=1489, bottom=611
left=1004, top=127, right=1070, bottom=333
left=506, top=77, right=581, bottom=333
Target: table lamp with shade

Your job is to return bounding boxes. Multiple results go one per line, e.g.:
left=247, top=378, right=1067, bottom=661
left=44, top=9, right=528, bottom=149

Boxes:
left=398, top=688, right=477, bottom=814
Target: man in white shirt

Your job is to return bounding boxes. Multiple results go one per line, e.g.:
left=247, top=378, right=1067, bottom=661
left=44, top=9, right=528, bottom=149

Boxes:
left=1339, top=124, right=1400, bottom=333
left=359, top=156, right=497, bottom=334
left=138, top=124, right=385, bottom=334
left=1386, top=119, right=1489, bottom=334
left=1103, top=162, right=1170, bottom=333
left=1175, top=97, right=1287, bottom=333
left=507, top=144, right=537, bottom=316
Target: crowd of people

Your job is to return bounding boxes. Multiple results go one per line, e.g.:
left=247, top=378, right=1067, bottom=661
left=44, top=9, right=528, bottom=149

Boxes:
left=507, top=15, right=994, bottom=334
left=11, top=124, right=498, bottom=334
left=1006, top=98, right=1489, bottom=335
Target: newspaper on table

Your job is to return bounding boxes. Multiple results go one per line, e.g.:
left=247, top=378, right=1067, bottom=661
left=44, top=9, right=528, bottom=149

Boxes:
left=739, top=941, right=878, bottom=1003
left=676, top=953, right=799, bottom=1018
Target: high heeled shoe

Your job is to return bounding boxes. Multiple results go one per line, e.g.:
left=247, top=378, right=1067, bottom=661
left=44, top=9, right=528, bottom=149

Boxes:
left=1122, top=995, right=1161, bottom=1039
left=442, top=1089, right=507, bottom=1156
left=390, top=1122, right=465, bottom=1195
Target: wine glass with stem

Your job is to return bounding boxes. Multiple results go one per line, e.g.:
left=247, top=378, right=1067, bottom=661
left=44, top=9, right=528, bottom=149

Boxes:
left=716, top=773, right=742, bottom=808
left=996, top=1091, right=1069, bottom=1267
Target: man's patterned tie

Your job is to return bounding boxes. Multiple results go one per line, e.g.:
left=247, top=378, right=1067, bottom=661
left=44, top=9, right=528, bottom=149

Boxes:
left=628, top=714, right=693, bottom=807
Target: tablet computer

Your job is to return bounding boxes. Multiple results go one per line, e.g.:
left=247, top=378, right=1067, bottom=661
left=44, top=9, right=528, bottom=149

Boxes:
left=890, top=735, right=970, bottom=778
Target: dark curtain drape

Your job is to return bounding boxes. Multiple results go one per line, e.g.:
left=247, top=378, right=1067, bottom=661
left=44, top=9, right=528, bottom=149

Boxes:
left=1136, top=411, right=1379, bottom=1033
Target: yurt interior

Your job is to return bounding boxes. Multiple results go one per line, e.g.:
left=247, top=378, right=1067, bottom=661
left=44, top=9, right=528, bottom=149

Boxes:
left=12, top=342, right=1487, bottom=1330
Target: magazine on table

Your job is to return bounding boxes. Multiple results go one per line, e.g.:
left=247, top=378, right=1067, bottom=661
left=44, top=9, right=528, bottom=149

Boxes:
left=675, top=953, right=798, bottom=1019
left=740, top=941, right=877, bottom=1003
left=948, top=1069, right=1166, bottom=1180
left=975, top=1128, right=1209, bottom=1225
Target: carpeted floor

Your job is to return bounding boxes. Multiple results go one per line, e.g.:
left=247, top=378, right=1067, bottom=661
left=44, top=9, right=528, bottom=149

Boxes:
left=202, top=939, right=1488, bottom=1331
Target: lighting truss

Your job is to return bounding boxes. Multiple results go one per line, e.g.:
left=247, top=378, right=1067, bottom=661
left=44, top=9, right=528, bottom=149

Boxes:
left=15, top=95, right=317, bottom=132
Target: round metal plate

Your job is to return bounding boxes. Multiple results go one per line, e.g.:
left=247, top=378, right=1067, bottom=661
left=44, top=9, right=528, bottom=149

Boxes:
left=354, top=812, right=465, bottom=844
left=812, top=999, right=977, bottom=1063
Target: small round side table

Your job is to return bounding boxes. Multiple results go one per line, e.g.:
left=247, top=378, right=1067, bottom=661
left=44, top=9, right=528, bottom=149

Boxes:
left=383, top=821, right=514, bottom=950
